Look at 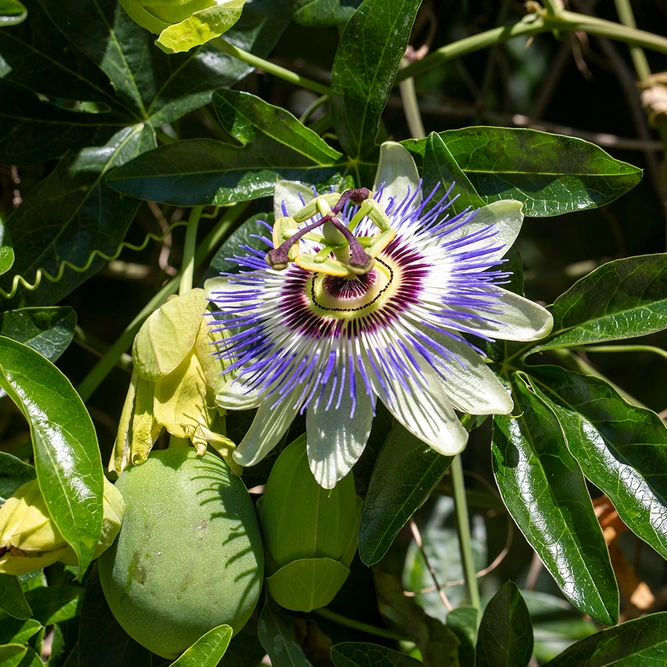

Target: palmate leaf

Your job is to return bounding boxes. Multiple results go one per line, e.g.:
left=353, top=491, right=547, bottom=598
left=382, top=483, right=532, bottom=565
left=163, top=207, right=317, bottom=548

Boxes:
left=0, top=337, right=103, bottom=576
left=330, top=0, right=421, bottom=181
left=492, top=374, right=618, bottom=625
left=106, top=90, right=346, bottom=206
left=403, top=127, right=642, bottom=217
left=529, top=365, right=667, bottom=561
left=531, top=254, right=667, bottom=352
left=1, top=124, right=155, bottom=307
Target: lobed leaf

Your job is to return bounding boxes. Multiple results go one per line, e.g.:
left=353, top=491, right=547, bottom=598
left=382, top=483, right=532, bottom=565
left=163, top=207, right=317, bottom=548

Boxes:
left=531, top=254, right=667, bottom=352
left=529, top=365, right=667, bottom=560
left=359, top=423, right=452, bottom=566
left=492, top=375, right=618, bottom=625
left=107, top=90, right=345, bottom=206
left=403, top=127, right=642, bottom=217
left=477, top=582, right=533, bottom=667
left=0, top=337, right=103, bottom=576
left=330, top=0, right=421, bottom=179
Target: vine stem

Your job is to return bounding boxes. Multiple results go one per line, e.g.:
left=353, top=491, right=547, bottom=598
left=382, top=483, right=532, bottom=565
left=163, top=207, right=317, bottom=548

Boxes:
left=179, top=206, right=203, bottom=295
left=450, top=454, right=482, bottom=616
left=77, top=202, right=250, bottom=401
left=313, top=608, right=408, bottom=642
left=212, top=38, right=329, bottom=95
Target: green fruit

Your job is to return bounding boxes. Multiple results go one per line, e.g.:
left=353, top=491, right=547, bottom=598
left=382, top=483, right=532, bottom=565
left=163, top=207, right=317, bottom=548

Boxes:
left=99, top=448, right=263, bottom=659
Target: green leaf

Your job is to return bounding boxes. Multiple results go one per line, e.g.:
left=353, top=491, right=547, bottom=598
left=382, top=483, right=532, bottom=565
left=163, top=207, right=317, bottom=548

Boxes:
left=0, top=307, right=76, bottom=362
left=78, top=565, right=153, bottom=667
left=0, top=337, right=103, bottom=576
left=359, top=423, right=452, bottom=566
left=170, top=624, right=233, bottom=666
left=217, top=621, right=265, bottom=667
left=544, top=612, right=667, bottom=666
left=331, top=642, right=423, bottom=667
left=492, top=374, right=618, bottom=625
left=107, top=90, right=345, bottom=205
left=257, top=596, right=312, bottom=667
left=0, top=81, right=125, bottom=165
left=528, top=365, right=667, bottom=560
left=423, top=132, right=485, bottom=217
left=0, top=0, right=26, bottom=26
left=13, top=646, right=41, bottom=667
left=477, top=582, right=533, bottom=667
left=0, top=576, right=31, bottom=620
left=373, top=571, right=459, bottom=667
left=446, top=606, right=477, bottom=667
left=0, top=217, right=14, bottom=277
left=403, top=127, right=642, bottom=217
left=0, top=645, right=27, bottom=667
left=1, top=124, right=156, bottom=306
left=330, top=0, right=421, bottom=176
left=0, top=453, right=35, bottom=501
left=531, top=254, right=667, bottom=352
left=23, top=586, right=81, bottom=626
left=0, top=618, right=41, bottom=645
left=292, top=0, right=361, bottom=26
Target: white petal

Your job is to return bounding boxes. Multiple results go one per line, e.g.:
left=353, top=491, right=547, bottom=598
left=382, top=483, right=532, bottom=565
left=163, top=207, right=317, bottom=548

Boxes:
left=273, top=180, right=316, bottom=219
left=216, top=378, right=262, bottom=410
left=232, top=389, right=303, bottom=467
left=306, top=372, right=375, bottom=489
left=416, top=329, right=513, bottom=415
left=374, top=142, right=421, bottom=211
left=447, top=200, right=524, bottom=263
left=367, top=353, right=468, bottom=457
left=461, top=288, right=554, bottom=341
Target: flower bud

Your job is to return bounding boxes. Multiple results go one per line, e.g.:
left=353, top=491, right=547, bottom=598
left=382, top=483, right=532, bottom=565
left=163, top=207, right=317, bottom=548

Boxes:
left=119, top=0, right=247, bottom=54
left=0, top=478, right=125, bottom=575
left=258, top=435, right=361, bottom=612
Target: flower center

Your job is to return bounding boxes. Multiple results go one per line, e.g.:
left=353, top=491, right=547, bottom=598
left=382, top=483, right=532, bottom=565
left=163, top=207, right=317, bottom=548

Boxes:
left=309, top=258, right=395, bottom=317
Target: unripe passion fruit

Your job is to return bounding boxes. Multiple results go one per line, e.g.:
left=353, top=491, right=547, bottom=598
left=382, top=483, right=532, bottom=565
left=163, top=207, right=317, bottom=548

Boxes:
left=99, top=449, right=263, bottom=659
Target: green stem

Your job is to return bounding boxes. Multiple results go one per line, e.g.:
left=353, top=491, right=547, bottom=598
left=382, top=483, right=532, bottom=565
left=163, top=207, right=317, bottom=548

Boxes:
left=450, top=454, right=482, bottom=615
left=77, top=202, right=250, bottom=401
left=299, top=94, right=329, bottom=124
left=399, top=65, right=426, bottom=140
left=613, top=0, right=652, bottom=83
left=179, top=206, right=203, bottom=295
left=212, top=38, right=329, bottom=95
left=397, top=10, right=667, bottom=83
left=313, top=608, right=408, bottom=642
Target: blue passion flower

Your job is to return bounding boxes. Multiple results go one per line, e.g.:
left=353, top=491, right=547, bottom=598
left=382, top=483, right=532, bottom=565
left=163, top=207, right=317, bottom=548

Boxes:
left=206, top=142, right=553, bottom=489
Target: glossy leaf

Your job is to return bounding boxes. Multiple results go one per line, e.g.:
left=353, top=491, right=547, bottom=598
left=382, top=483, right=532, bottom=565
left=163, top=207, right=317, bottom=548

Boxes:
left=359, top=423, right=453, bottom=566
left=257, top=596, right=312, bottom=667
left=171, top=624, right=233, bottom=666
left=0, top=618, right=41, bottom=645
left=423, top=132, right=485, bottom=217
left=0, top=453, right=35, bottom=501
left=492, top=375, right=618, bottom=625
left=0, top=576, right=31, bottom=620
left=0, top=0, right=26, bottom=25
left=0, top=337, right=103, bottom=576
left=0, top=307, right=76, bottom=362
left=0, top=218, right=13, bottom=277
left=23, top=586, right=81, bottom=626
left=107, top=90, right=344, bottom=205
left=330, top=0, right=421, bottom=175
left=403, top=127, right=642, bottom=217
left=0, top=645, right=28, bottom=667
left=331, top=642, right=423, bottom=667
left=79, top=565, right=153, bottom=667
left=2, top=124, right=156, bottom=306
left=477, top=582, right=533, bottom=667
left=544, top=612, right=667, bottom=666
left=293, top=0, right=360, bottom=26
left=529, top=364, right=667, bottom=560
left=531, top=254, right=667, bottom=352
